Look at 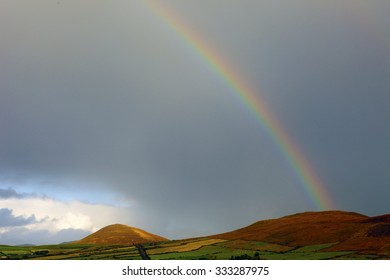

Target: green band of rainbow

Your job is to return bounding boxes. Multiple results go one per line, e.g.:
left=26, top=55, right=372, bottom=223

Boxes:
left=142, top=0, right=335, bottom=210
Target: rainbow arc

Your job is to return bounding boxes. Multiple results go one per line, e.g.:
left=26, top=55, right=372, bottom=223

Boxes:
left=142, top=0, right=335, bottom=210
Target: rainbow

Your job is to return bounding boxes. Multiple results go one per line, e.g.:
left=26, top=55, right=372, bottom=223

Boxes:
left=142, top=1, right=335, bottom=210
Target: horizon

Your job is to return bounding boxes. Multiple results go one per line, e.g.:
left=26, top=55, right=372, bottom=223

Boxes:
left=1, top=0, right=389, bottom=245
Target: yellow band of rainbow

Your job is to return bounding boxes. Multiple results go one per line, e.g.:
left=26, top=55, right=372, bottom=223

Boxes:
left=142, top=0, right=335, bottom=210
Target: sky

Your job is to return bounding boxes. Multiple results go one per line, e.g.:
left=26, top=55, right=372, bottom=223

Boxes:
left=0, top=0, right=389, bottom=245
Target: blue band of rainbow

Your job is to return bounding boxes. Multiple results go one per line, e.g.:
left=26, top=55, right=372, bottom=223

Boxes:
left=142, top=0, right=335, bottom=210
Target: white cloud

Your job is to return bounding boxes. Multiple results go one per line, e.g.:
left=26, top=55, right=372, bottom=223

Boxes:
left=54, top=212, right=92, bottom=231
left=0, top=195, right=132, bottom=245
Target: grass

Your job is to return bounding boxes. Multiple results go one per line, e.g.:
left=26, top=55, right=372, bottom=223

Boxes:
left=149, top=243, right=261, bottom=260
left=220, top=240, right=292, bottom=253
left=260, top=251, right=353, bottom=260
left=0, top=244, right=140, bottom=260
left=291, top=243, right=337, bottom=252
left=2, top=239, right=388, bottom=260
left=146, top=239, right=225, bottom=254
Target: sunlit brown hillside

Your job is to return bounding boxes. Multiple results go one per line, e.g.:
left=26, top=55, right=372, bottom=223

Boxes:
left=75, top=224, right=168, bottom=245
left=211, top=211, right=390, bottom=254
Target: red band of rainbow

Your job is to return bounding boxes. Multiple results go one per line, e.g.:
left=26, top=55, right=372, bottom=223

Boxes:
left=142, top=0, right=335, bottom=210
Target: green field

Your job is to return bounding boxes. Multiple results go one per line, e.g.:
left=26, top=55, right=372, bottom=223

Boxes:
left=1, top=239, right=388, bottom=260
left=0, top=244, right=140, bottom=260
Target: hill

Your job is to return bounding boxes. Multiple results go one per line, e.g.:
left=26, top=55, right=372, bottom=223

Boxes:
left=211, top=211, right=390, bottom=254
left=75, top=224, right=168, bottom=245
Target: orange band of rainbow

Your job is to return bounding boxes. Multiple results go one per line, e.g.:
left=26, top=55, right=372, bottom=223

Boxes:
left=142, top=0, right=335, bottom=210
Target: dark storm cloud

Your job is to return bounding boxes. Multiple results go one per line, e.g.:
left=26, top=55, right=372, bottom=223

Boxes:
left=0, top=188, right=45, bottom=199
left=0, top=188, right=24, bottom=199
left=0, top=0, right=389, bottom=241
left=240, top=1, right=390, bottom=213
left=0, top=208, right=37, bottom=227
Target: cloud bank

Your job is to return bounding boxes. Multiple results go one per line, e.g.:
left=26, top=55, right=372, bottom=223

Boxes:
left=0, top=188, right=130, bottom=245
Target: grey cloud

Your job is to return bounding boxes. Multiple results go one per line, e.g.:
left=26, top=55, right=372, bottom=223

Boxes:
left=0, top=188, right=24, bottom=199
left=0, top=208, right=37, bottom=227
left=0, top=188, right=46, bottom=200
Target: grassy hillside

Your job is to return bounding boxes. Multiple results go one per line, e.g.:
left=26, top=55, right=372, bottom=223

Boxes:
left=211, top=211, right=390, bottom=254
left=74, top=224, right=168, bottom=245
